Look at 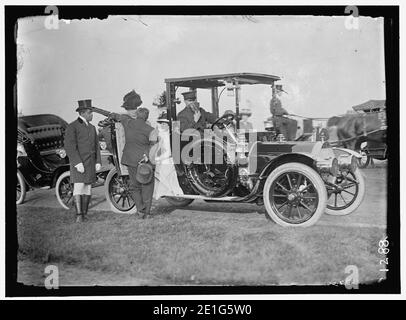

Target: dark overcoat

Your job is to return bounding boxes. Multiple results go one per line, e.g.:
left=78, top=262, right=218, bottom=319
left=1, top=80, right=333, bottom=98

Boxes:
left=178, top=105, right=217, bottom=133
left=64, top=117, right=101, bottom=184
left=115, top=114, right=155, bottom=167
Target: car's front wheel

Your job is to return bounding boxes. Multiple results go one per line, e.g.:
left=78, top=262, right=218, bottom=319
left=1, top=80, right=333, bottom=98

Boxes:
left=263, top=162, right=327, bottom=227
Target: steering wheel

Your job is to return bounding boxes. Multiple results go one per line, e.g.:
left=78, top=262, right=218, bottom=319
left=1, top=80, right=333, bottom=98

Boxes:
left=98, top=116, right=116, bottom=128
left=211, top=113, right=235, bottom=130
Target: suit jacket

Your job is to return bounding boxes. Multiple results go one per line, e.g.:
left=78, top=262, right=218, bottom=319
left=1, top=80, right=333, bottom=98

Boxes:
left=178, top=105, right=217, bottom=133
left=64, top=117, right=101, bottom=184
left=115, top=114, right=155, bottom=167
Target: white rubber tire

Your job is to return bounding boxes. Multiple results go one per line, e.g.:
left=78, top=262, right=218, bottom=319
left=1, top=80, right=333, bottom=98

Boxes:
left=104, top=168, right=138, bottom=214
left=16, top=170, right=26, bottom=205
left=55, top=171, right=73, bottom=210
left=263, top=162, right=327, bottom=227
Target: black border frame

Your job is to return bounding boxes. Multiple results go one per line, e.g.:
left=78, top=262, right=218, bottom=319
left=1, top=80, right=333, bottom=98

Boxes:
left=5, top=5, right=400, bottom=297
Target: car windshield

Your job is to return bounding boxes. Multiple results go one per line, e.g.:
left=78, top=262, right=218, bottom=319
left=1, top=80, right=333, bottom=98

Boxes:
left=176, top=84, right=273, bottom=130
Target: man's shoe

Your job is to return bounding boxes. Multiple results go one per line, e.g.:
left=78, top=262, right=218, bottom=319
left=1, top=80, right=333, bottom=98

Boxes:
left=137, top=210, right=147, bottom=219
left=74, top=195, right=83, bottom=223
left=82, top=195, right=91, bottom=221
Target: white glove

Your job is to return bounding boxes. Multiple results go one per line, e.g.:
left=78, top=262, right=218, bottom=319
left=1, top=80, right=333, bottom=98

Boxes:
left=95, top=163, right=101, bottom=171
left=75, top=163, right=85, bottom=173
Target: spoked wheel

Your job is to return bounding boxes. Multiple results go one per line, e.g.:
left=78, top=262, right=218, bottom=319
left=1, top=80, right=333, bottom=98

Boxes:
left=263, top=163, right=327, bottom=227
left=356, top=146, right=371, bottom=168
left=104, top=168, right=137, bottom=214
left=55, top=171, right=74, bottom=210
left=188, top=162, right=236, bottom=197
left=325, top=168, right=365, bottom=216
left=183, top=139, right=237, bottom=197
left=16, top=170, right=26, bottom=205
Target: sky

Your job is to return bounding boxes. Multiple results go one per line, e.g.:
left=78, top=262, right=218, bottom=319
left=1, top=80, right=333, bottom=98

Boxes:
left=16, top=15, right=386, bottom=129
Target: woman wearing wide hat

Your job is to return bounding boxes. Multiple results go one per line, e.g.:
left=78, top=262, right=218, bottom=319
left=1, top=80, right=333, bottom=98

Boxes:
left=109, top=90, right=156, bottom=218
left=150, top=112, right=184, bottom=200
left=64, top=99, right=101, bottom=222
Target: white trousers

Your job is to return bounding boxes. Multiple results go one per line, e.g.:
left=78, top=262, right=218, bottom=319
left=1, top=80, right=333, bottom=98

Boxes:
left=73, top=183, right=92, bottom=195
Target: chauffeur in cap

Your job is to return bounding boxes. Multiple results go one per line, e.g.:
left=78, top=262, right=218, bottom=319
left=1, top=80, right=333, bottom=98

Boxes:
left=270, top=85, right=292, bottom=140
left=109, top=90, right=156, bottom=218
left=270, top=84, right=289, bottom=117
left=64, top=99, right=101, bottom=223
left=177, top=90, right=217, bottom=133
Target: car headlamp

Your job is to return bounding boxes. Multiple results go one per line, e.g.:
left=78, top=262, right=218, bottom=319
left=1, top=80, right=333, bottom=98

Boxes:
left=316, top=157, right=339, bottom=177
left=337, top=154, right=357, bottom=172
left=56, top=148, right=67, bottom=158
left=99, top=141, right=107, bottom=150
left=17, top=143, right=27, bottom=157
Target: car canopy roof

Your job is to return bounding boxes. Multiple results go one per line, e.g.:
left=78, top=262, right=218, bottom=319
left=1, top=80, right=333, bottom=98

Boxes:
left=352, top=100, right=386, bottom=112
left=18, top=114, right=68, bottom=131
left=165, top=72, right=281, bottom=88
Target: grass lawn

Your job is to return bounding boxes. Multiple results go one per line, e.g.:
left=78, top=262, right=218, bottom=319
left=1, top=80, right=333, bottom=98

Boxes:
left=17, top=205, right=384, bottom=286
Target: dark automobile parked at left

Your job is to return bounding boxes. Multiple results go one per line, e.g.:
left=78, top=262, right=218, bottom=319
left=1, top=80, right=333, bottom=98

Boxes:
left=17, top=113, right=113, bottom=208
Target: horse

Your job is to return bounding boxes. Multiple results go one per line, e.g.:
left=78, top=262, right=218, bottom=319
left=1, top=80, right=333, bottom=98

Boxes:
left=326, top=112, right=384, bottom=151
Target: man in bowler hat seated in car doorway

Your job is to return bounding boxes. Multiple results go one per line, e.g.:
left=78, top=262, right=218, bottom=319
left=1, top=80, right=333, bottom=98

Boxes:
left=177, top=90, right=217, bottom=134
left=109, top=90, right=157, bottom=218
left=64, top=99, right=102, bottom=223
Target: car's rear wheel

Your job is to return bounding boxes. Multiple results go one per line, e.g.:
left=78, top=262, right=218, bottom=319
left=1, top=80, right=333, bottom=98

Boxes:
left=263, top=162, right=327, bottom=227
left=165, top=197, right=194, bottom=207
left=55, top=171, right=74, bottom=210
left=16, top=170, right=26, bottom=205
left=325, top=168, right=365, bottom=216
left=105, top=168, right=137, bottom=214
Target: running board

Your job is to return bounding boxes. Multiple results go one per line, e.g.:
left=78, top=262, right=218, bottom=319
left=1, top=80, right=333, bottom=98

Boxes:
left=165, top=194, right=239, bottom=201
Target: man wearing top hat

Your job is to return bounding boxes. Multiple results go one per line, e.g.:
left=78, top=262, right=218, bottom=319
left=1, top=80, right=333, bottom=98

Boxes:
left=109, top=90, right=156, bottom=218
left=64, top=99, right=101, bottom=223
left=178, top=90, right=217, bottom=133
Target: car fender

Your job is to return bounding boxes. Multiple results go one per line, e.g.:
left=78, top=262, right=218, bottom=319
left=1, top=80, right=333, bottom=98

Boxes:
left=51, top=164, right=71, bottom=187
left=258, top=152, right=317, bottom=179
left=332, top=147, right=362, bottom=159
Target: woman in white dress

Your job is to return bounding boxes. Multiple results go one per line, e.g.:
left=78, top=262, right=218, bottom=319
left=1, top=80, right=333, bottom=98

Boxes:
left=152, top=113, right=184, bottom=200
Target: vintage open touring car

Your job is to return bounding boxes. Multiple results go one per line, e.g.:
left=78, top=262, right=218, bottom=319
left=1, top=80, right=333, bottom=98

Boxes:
left=89, top=73, right=366, bottom=227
